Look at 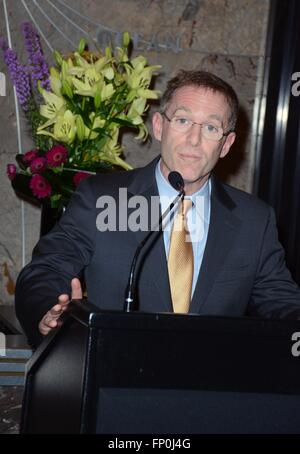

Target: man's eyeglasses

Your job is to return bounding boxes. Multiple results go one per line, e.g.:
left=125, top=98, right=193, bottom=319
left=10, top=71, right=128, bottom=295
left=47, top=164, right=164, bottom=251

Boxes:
left=162, top=112, right=233, bottom=141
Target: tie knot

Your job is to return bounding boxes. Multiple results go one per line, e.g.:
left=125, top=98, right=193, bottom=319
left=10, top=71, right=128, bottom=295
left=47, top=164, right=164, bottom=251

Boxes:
left=181, top=198, right=192, bottom=217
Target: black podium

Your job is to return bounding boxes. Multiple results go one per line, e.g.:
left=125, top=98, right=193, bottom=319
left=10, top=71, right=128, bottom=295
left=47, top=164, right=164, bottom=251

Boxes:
left=20, top=300, right=300, bottom=434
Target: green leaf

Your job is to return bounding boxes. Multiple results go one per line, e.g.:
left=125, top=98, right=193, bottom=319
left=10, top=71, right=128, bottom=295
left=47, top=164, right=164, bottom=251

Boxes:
left=50, top=167, right=64, bottom=174
left=37, top=80, right=43, bottom=95
left=91, top=127, right=111, bottom=136
left=62, top=80, right=73, bottom=99
left=109, top=117, right=136, bottom=127
left=50, top=194, right=62, bottom=209
left=78, top=38, right=86, bottom=55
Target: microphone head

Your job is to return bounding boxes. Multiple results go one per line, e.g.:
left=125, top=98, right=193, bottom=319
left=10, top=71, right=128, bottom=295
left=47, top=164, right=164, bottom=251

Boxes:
left=168, top=171, right=184, bottom=191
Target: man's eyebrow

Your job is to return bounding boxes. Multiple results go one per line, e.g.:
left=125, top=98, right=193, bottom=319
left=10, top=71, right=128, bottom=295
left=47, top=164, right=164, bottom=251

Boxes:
left=207, top=114, right=223, bottom=125
left=172, top=106, right=191, bottom=114
left=172, top=108, right=224, bottom=125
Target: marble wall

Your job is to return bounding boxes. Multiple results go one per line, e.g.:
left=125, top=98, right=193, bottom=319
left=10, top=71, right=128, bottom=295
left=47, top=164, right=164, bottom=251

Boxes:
left=0, top=0, right=270, bottom=305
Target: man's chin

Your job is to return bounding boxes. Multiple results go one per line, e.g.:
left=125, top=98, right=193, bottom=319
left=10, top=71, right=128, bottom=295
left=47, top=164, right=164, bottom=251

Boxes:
left=174, top=163, right=205, bottom=182
left=182, top=174, right=210, bottom=193
left=182, top=174, right=204, bottom=185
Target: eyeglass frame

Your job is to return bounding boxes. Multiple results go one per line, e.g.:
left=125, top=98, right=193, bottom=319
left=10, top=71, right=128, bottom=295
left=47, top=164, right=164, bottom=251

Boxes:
left=161, top=111, right=234, bottom=141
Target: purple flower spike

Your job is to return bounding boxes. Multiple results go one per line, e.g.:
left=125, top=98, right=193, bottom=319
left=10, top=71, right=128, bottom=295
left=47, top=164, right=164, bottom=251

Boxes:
left=21, top=22, right=50, bottom=91
left=1, top=46, right=31, bottom=111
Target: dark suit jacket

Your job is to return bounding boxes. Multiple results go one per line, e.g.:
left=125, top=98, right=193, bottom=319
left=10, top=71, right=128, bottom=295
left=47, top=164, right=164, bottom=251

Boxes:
left=15, top=157, right=300, bottom=346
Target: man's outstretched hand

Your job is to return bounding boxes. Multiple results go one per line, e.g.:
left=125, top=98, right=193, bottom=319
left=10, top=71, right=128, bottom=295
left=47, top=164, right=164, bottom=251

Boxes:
left=38, top=278, right=83, bottom=336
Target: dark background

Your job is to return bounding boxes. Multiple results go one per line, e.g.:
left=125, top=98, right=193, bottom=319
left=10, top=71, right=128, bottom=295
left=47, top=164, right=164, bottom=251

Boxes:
left=255, top=0, right=300, bottom=286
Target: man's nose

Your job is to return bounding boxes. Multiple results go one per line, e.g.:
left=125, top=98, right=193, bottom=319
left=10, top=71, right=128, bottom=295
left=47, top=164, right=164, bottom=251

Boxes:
left=187, top=122, right=203, bottom=146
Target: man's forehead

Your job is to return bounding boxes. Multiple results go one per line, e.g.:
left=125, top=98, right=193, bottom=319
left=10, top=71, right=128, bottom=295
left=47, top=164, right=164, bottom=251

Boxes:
left=171, top=85, right=228, bottom=105
left=168, top=86, right=230, bottom=121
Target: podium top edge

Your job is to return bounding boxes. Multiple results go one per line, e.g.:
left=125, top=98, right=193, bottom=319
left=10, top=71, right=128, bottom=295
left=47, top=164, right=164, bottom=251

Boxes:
left=67, top=300, right=300, bottom=336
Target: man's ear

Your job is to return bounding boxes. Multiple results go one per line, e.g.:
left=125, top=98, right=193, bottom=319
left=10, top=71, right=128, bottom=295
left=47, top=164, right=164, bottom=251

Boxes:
left=220, top=131, right=236, bottom=159
left=152, top=112, right=163, bottom=141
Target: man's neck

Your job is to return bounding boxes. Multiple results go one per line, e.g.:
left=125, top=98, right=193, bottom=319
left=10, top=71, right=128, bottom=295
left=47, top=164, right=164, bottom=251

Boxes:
left=159, top=159, right=210, bottom=195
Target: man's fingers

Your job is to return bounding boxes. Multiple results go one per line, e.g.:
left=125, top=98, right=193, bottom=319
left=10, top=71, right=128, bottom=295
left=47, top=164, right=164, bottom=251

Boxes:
left=39, top=302, right=66, bottom=335
left=39, top=279, right=82, bottom=336
left=58, top=294, right=70, bottom=306
left=49, top=304, right=64, bottom=316
left=39, top=324, right=49, bottom=336
left=71, top=278, right=83, bottom=300
left=43, top=311, right=60, bottom=327
left=39, top=313, right=58, bottom=335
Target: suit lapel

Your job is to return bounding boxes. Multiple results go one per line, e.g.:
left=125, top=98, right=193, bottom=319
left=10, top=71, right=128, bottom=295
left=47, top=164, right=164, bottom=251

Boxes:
left=127, top=157, right=172, bottom=312
left=189, top=177, right=242, bottom=313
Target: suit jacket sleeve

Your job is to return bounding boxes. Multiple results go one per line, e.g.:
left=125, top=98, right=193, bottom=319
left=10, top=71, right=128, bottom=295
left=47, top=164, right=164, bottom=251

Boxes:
left=249, top=206, right=300, bottom=317
left=15, top=178, right=97, bottom=347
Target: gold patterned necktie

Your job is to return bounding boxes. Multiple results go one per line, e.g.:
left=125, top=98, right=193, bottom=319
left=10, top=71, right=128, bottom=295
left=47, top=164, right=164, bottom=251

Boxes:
left=168, top=199, right=194, bottom=313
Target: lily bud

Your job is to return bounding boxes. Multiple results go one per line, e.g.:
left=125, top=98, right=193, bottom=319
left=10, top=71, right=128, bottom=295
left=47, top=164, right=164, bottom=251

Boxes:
left=62, top=80, right=73, bottom=99
left=78, top=38, right=86, bottom=55
left=122, top=32, right=130, bottom=48
left=94, top=90, right=101, bottom=109
left=61, top=61, right=69, bottom=82
left=105, top=47, right=112, bottom=59
left=76, top=115, right=86, bottom=141
left=53, top=50, right=63, bottom=66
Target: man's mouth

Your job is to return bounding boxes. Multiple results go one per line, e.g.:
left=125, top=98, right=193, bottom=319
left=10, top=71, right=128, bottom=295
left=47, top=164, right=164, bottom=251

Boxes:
left=178, top=152, right=200, bottom=160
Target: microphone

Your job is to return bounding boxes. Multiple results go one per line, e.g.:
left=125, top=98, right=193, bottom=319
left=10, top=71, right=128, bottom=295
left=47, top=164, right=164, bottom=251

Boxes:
left=124, top=171, right=185, bottom=312
left=168, top=171, right=184, bottom=191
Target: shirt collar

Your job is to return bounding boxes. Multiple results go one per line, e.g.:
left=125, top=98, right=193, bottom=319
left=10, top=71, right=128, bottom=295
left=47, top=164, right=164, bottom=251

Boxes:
left=155, top=158, right=211, bottom=206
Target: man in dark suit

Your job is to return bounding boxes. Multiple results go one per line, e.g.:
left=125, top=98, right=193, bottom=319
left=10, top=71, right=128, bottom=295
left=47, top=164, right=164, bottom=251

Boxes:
left=15, top=70, right=300, bottom=347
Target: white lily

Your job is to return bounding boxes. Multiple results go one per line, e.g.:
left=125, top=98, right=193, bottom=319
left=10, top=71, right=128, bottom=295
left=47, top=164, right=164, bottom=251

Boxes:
left=127, top=98, right=147, bottom=125
left=39, top=90, right=66, bottom=120
left=99, top=127, right=132, bottom=170
left=37, top=110, right=76, bottom=144
left=49, top=67, right=62, bottom=96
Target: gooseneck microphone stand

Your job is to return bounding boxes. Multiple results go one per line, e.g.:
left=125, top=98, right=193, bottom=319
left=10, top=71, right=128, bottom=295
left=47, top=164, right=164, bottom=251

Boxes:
left=124, top=171, right=185, bottom=312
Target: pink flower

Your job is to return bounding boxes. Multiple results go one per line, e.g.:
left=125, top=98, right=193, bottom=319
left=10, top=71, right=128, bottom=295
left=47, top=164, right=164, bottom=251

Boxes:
left=29, top=174, right=52, bottom=199
left=73, top=171, right=91, bottom=187
left=7, top=164, right=17, bottom=180
left=46, top=145, right=68, bottom=168
left=30, top=157, right=47, bottom=174
left=23, top=149, right=38, bottom=163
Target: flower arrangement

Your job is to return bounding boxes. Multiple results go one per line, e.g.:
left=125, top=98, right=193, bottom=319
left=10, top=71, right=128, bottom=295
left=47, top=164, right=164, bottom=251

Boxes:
left=2, top=23, right=160, bottom=208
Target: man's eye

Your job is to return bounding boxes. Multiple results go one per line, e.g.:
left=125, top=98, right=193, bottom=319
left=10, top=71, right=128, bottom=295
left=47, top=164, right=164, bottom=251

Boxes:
left=174, top=117, right=190, bottom=125
left=204, top=123, right=218, bottom=133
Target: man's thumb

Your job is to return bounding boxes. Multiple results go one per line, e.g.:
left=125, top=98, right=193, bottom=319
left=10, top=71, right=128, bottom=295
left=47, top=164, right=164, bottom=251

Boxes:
left=71, top=277, right=83, bottom=300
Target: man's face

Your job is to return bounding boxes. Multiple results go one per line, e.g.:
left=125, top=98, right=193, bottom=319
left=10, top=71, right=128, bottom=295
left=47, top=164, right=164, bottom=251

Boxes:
left=152, top=85, right=236, bottom=194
